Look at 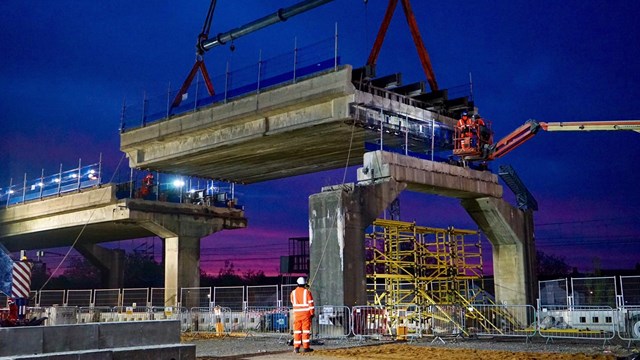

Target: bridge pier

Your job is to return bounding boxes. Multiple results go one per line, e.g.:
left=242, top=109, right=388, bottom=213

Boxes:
left=163, top=236, right=201, bottom=307
left=461, top=197, right=537, bottom=306
left=76, top=244, right=125, bottom=289
left=308, top=179, right=406, bottom=307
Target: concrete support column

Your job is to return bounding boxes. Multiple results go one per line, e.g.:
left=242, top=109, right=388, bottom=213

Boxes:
left=164, top=236, right=201, bottom=307
left=309, top=179, right=406, bottom=308
left=76, top=244, right=125, bottom=289
left=461, top=197, right=537, bottom=306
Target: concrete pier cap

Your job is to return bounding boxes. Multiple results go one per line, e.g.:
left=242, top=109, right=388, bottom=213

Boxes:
left=309, top=151, right=535, bottom=308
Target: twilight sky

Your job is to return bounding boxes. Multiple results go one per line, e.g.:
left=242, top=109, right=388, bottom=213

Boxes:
left=1, top=1, right=639, bottom=277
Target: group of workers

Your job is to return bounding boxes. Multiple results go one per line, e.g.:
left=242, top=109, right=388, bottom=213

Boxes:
left=456, top=111, right=488, bottom=151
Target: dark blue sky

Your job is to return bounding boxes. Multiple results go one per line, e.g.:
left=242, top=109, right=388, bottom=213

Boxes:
left=1, top=1, right=639, bottom=275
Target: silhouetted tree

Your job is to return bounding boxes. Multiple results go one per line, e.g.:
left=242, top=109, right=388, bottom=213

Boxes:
left=124, top=252, right=163, bottom=287
left=242, top=269, right=267, bottom=285
left=536, top=251, right=571, bottom=280
left=60, top=257, right=101, bottom=289
left=215, top=260, right=243, bottom=286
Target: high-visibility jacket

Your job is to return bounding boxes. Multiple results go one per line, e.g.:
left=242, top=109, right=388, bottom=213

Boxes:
left=457, top=117, right=473, bottom=134
left=290, top=286, right=314, bottom=319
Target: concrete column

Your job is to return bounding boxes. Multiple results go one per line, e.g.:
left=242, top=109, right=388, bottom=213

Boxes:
left=461, top=197, right=537, bottom=306
left=76, top=244, right=125, bottom=289
left=163, top=236, right=201, bottom=307
left=309, top=179, right=406, bottom=308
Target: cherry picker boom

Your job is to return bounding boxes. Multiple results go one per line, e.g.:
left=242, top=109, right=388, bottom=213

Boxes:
left=454, top=119, right=640, bottom=162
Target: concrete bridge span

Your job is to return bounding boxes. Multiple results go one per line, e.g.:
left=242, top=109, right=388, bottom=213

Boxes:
left=0, top=184, right=246, bottom=305
left=120, top=65, right=456, bottom=184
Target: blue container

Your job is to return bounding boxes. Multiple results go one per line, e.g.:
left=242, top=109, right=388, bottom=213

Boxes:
left=272, top=313, right=289, bottom=331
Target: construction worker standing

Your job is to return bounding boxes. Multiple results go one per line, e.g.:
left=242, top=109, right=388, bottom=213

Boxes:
left=290, top=277, right=314, bottom=353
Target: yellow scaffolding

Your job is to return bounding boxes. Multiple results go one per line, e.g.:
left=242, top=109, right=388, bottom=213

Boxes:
left=366, top=219, right=492, bottom=336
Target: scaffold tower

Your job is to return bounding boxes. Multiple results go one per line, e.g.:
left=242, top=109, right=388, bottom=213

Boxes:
left=365, top=219, right=485, bottom=309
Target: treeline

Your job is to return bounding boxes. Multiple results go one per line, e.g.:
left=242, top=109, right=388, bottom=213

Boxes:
left=31, top=254, right=277, bottom=290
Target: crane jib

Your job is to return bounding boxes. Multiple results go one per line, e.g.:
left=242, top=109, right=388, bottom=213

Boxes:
left=200, top=0, right=334, bottom=52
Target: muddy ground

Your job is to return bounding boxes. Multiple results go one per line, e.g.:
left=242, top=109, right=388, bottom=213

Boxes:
left=186, top=334, right=639, bottom=360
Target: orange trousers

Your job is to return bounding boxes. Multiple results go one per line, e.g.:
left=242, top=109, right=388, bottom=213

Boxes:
left=293, top=316, right=312, bottom=349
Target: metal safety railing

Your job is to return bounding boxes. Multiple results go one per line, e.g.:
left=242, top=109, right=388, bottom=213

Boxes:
left=120, top=32, right=340, bottom=133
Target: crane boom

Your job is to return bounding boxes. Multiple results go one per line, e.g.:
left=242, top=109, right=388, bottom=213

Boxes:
left=199, top=0, right=334, bottom=53
left=487, top=119, right=640, bottom=160
left=541, top=120, right=640, bottom=132
left=171, top=0, right=334, bottom=112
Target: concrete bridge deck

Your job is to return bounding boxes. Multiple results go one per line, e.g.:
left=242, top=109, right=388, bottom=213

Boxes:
left=0, top=184, right=246, bottom=251
left=120, top=65, right=457, bottom=184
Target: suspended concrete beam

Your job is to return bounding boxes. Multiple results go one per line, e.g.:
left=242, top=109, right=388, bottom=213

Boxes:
left=309, top=179, right=406, bottom=307
left=121, top=65, right=455, bottom=184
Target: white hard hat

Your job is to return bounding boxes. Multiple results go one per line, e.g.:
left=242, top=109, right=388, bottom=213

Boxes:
left=296, top=277, right=306, bottom=285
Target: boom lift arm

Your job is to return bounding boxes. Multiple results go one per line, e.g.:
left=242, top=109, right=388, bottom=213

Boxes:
left=488, top=119, right=640, bottom=160
left=171, top=0, right=334, bottom=111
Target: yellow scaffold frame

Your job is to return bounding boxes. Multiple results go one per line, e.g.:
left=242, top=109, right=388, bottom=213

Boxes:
left=365, top=219, right=492, bottom=336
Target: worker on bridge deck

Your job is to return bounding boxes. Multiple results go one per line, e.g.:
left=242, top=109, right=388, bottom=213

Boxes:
left=290, top=277, right=314, bottom=353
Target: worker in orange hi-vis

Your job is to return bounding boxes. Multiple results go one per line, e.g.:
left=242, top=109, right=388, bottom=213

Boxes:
left=456, top=111, right=473, bottom=150
left=290, top=277, right=315, bottom=353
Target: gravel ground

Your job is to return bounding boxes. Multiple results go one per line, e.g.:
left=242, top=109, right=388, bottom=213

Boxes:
left=183, top=334, right=640, bottom=360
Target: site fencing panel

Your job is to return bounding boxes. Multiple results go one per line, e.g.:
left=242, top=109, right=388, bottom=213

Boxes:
left=214, top=286, right=244, bottom=311
left=150, top=288, right=168, bottom=307
left=620, top=276, right=640, bottom=306
left=538, top=306, right=616, bottom=343
left=313, top=305, right=351, bottom=340
left=539, top=279, right=568, bottom=308
left=191, top=306, right=232, bottom=334
left=389, top=305, right=422, bottom=340
left=281, top=284, right=296, bottom=308
left=122, top=288, right=149, bottom=307
left=94, top=289, right=120, bottom=307
left=247, top=285, right=279, bottom=308
left=466, top=304, right=536, bottom=338
left=181, top=287, right=211, bottom=308
left=244, top=306, right=290, bottom=337
left=352, top=305, right=388, bottom=339
left=571, top=277, right=617, bottom=307
left=150, top=306, right=190, bottom=331
left=427, top=304, right=466, bottom=342
left=77, top=306, right=112, bottom=323
left=39, top=290, right=65, bottom=306
left=112, top=305, right=152, bottom=322
left=66, top=289, right=92, bottom=307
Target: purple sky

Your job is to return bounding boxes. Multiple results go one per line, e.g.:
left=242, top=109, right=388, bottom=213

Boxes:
left=1, top=1, right=639, bottom=277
